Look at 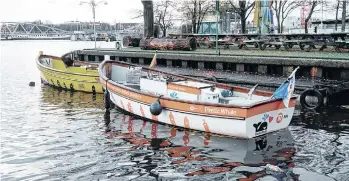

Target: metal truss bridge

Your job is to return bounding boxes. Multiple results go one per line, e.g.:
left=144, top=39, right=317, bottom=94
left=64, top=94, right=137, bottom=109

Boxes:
left=1, top=22, right=70, bottom=39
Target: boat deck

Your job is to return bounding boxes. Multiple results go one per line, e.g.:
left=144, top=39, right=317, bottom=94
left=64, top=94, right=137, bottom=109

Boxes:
left=117, top=79, right=268, bottom=107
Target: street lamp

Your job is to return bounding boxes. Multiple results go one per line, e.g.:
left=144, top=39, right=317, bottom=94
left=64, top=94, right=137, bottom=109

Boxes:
left=80, top=0, right=108, bottom=49
left=215, top=0, right=219, bottom=55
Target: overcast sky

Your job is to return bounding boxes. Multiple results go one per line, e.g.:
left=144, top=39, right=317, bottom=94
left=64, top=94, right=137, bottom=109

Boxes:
left=0, top=0, right=341, bottom=25
left=0, top=0, right=144, bottom=24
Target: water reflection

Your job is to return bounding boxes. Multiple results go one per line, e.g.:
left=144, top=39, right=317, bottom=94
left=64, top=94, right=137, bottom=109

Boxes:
left=103, top=110, right=300, bottom=180
left=292, top=108, right=349, bottom=133
left=2, top=81, right=346, bottom=180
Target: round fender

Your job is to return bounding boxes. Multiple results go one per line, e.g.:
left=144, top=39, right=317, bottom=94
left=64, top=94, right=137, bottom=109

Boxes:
left=150, top=100, right=163, bottom=116
left=300, top=88, right=324, bottom=110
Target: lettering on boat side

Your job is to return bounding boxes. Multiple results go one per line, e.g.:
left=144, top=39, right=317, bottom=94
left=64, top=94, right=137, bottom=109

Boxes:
left=204, top=107, right=237, bottom=116
left=189, top=106, right=197, bottom=111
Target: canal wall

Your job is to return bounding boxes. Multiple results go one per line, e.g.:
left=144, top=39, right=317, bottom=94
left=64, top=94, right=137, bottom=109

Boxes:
left=74, top=49, right=349, bottom=80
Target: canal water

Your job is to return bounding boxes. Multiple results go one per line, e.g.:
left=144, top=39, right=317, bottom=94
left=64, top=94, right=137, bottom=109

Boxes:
left=1, top=40, right=349, bottom=181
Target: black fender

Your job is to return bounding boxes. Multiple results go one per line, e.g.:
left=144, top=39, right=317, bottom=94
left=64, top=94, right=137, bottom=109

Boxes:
left=300, top=88, right=324, bottom=110
left=104, top=90, right=110, bottom=110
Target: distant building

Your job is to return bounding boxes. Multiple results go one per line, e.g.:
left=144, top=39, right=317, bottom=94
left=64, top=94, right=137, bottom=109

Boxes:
left=197, top=11, right=241, bottom=34
left=311, top=18, right=349, bottom=33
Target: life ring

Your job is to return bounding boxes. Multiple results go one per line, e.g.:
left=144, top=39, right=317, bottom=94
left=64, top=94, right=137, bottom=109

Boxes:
left=300, top=88, right=324, bottom=110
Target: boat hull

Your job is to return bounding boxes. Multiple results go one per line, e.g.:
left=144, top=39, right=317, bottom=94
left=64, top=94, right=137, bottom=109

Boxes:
left=37, top=55, right=103, bottom=93
left=99, top=60, right=297, bottom=138
left=108, top=89, right=296, bottom=139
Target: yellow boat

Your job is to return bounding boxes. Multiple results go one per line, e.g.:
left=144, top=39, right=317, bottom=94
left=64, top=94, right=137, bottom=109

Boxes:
left=36, top=51, right=103, bottom=94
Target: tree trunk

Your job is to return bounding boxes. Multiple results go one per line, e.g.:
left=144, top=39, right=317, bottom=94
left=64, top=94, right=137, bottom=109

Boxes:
left=223, top=12, right=228, bottom=33
left=240, top=10, right=246, bottom=34
left=154, top=24, right=160, bottom=38
left=304, top=2, right=316, bottom=34
left=335, top=1, right=339, bottom=31
left=142, top=0, right=154, bottom=38
left=304, top=20, right=308, bottom=34
left=280, top=19, right=285, bottom=33
left=277, top=16, right=281, bottom=33
left=342, top=0, right=347, bottom=32
left=162, top=29, right=166, bottom=37
left=192, top=20, right=197, bottom=34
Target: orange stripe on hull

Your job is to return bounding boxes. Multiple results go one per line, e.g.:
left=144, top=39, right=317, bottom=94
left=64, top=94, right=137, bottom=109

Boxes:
left=203, top=120, right=211, bottom=133
left=140, top=105, right=146, bottom=117
left=184, top=117, right=190, bottom=129
left=120, top=100, right=125, bottom=109
left=168, top=83, right=201, bottom=95
left=169, top=112, right=177, bottom=126
left=127, top=102, right=133, bottom=113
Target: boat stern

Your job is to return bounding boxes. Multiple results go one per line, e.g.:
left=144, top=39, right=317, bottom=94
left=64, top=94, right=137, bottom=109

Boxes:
left=245, top=99, right=297, bottom=138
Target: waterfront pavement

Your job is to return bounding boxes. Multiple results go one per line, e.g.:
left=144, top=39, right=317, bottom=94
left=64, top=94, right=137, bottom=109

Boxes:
left=103, top=46, right=349, bottom=60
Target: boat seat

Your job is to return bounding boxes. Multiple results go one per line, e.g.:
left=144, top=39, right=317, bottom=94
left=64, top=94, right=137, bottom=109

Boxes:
left=219, top=96, right=256, bottom=106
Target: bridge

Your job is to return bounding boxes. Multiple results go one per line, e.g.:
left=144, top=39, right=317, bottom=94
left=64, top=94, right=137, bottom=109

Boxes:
left=1, top=22, right=71, bottom=40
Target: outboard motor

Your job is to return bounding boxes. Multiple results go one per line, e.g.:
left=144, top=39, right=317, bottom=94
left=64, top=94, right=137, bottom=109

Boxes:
left=221, top=89, right=233, bottom=97
left=62, top=56, right=74, bottom=67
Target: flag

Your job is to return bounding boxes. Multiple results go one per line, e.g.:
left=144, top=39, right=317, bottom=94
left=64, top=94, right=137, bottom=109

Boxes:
left=253, top=0, right=260, bottom=27
left=149, top=52, right=157, bottom=69
left=271, top=67, right=299, bottom=107
left=248, top=84, right=258, bottom=100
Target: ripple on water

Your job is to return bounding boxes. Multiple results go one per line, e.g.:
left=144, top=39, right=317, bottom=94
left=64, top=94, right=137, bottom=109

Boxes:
left=2, top=41, right=349, bottom=181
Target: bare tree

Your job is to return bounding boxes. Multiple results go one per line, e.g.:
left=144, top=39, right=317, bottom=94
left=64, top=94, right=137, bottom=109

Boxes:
left=304, top=1, right=319, bottom=34
left=273, top=0, right=301, bottom=33
left=228, top=0, right=255, bottom=34
left=303, top=0, right=332, bottom=33
left=342, top=0, right=347, bottom=32
left=154, top=0, right=175, bottom=37
left=142, top=0, right=154, bottom=38
left=179, top=0, right=213, bottom=34
left=335, top=0, right=340, bottom=31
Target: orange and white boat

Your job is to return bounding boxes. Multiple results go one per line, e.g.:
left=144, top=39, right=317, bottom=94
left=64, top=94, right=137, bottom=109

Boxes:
left=98, top=55, right=299, bottom=138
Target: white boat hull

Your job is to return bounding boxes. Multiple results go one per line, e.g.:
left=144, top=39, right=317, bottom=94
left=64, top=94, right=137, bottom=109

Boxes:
left=109, top=91, right=295, bottom=139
